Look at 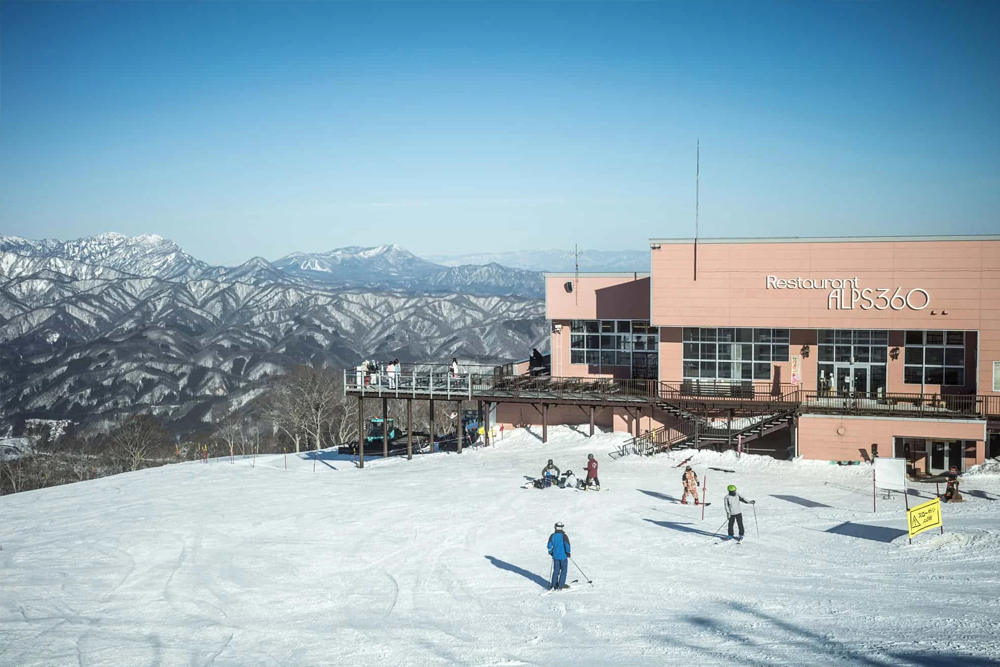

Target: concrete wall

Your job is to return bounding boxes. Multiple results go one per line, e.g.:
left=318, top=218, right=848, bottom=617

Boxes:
left=797, top=415, right=986, bottom=462
left=546, top=274, right=651, bottom=378
left=546, top=273, right=650, bottom=321
left=649, top=239, right=1000, bottom=396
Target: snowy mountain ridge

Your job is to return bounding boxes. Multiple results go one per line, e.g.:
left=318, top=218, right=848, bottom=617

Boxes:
left=1, top=233, right=548, bottom=434
left=424, top=248, right=651, bottom=272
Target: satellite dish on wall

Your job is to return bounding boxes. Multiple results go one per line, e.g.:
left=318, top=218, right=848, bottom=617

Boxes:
left=563, top=281, right=573, bottom=293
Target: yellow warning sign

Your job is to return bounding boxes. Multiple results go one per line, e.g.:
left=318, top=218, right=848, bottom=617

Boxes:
left=907, top=497, right=942, bottom=539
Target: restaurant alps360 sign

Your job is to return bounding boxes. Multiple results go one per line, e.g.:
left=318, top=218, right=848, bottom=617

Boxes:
left=765, top=276, right=930, bottom=311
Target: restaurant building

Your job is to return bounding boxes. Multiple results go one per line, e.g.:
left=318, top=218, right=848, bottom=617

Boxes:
left=537, top=236, right=1000, bottom=471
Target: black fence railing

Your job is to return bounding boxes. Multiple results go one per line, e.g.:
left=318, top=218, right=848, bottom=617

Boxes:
left=346, top=371, right=999, bottom=420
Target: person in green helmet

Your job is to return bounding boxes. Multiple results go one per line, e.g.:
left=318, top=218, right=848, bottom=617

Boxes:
left=724, top=485, right=755, bottom=542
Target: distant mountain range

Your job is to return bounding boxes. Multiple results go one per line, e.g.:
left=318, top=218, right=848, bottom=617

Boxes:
left=0, top=233, right=548, bottom=435
left=424, top=249, right=650, bottom=273
left=274, top=244, right=543, bottom=297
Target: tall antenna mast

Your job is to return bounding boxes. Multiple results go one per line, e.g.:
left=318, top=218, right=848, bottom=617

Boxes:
left=574, top=243, right=580, bottom=305
left=694, top=139, right=699, bottom=281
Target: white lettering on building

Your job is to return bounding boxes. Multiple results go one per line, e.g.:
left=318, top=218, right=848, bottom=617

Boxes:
left=765, top=276, right=930, bottom=311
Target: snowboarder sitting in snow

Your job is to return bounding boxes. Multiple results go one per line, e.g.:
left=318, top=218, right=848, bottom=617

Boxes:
left=942, top=466, right=963, bottom=503
left=724, top=485, right=755, bottom=542
left=540, top=459, right=560, bottom=488
left=547, top=521, right=571, bottom=590
left=681, top=465, right=700, bottom=505
left=558, top=469, right=577, bottom=489
left=584, top=453, right=600, bottom=491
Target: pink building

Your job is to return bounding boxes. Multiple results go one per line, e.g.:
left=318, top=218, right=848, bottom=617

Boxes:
left=537, top=236, right=1000, bottom=473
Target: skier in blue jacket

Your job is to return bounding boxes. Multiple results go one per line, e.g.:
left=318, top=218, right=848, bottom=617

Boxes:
left=547, top=521, right=571, bottom=590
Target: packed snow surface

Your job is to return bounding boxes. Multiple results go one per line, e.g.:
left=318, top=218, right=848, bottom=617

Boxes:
left=2, top=427, right=999, bottom=666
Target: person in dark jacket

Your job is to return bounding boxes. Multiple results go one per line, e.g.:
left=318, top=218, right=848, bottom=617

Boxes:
left=942, top=466, right=962, bottom=502
left=724, top=485, right=755, bottom=541
left=585, top=453, right=600, bottom=490
left=547, top=521, right=571, bottom=590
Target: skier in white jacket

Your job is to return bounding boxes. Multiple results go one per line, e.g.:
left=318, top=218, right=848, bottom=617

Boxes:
left=724, top=485, right=755, bottom=542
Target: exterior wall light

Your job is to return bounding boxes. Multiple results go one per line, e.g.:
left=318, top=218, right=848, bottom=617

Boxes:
left=563, top=281, right=573, bottom=293
left=890, top=346, right=900, bottom=360
left=800, top=345, right=810, bottom=358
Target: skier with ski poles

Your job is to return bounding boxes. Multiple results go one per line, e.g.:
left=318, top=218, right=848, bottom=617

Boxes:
left=724, top=485, right=755, bottom=542
left=547, top=521, right=571, bottom=590
left=681, top=465, right=700, bottom=505
left=584, top=453, right=600, bottom=490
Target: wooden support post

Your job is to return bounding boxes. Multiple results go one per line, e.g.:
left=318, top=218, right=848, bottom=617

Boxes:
left=457, top=400, right=463, bottom=454
left=484, top=401, right=490, bottom=447
left=542, top=403, right=548, bottom=443
left=429, top=399, right=435, bottom=450
left=407, top=398, right=413, bottom=460
left=382, top=396, right=388, bottom=459
left=358, top=396, right=365, bottom=469
left=590, top=405, right=595, bottom=437
left=635, top=408, right=641, bottom=437
left=727, top=408, right=733, bottom=449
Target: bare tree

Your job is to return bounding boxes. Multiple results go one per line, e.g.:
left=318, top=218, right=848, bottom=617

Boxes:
left=262, top=377, right=307, bottom=453
left=263, top=365, right=342, bottom=453
left=214, top=413, right=246, bottom=460
left=108, top=415, right=170, bottom=472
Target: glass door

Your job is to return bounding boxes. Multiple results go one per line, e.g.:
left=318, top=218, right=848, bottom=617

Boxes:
left=835, top=366, right=852, bottom=396
left=853, top=367, right=868, bottom=395
left=929, top=441, right=946, bottom=473
left=947, top=442, right=964, bottom=472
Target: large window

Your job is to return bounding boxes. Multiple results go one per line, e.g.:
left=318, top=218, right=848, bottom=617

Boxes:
left=569, top=320, right=658, bottom=368
left=904, top=331, right=965, bottom=386
left=682, top=328, right=789, bottom=381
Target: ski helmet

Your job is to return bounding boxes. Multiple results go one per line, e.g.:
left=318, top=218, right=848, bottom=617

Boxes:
left=554, top=521, right=564, bottom=530
left=588, top=453, right=594, bottom=460
left=685, top=465, right=692, bottom=470
left=548, top=459, right=554, bottom=465
left=727, top=485, right=737, bottom=493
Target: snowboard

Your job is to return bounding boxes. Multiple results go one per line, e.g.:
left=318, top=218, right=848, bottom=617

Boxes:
left=709, top=467, right=736, bottom=473
left=674, top=456, right=695, bottom=468
left=678, top=502, right=711, bottom=506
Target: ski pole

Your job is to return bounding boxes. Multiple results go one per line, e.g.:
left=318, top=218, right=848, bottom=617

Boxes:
left=569, top=557, right=592, bottom=585
left=752, top=504, right=760, bottom=538
left=549, top=560, right=554, bottom=588
left=711, top=519, right=727, bottom=538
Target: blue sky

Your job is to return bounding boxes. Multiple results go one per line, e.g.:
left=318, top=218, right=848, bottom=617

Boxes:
left=2, top=1, right=998, bottom=264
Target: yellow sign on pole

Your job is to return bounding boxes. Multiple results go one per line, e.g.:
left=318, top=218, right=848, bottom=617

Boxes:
left=907, top=497, right=943, bottom=539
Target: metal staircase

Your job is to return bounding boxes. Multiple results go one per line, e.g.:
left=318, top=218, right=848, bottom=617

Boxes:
left=611, top=405, right=797, bottom=459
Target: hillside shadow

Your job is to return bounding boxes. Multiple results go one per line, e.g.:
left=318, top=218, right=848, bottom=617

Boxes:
left=484, top=556, right=549, bottom=589
left=771, top=494, right=831, bottom=508
left=299, top=450, right=343, bottom=470
left=825, top=522, right=907, bottom=543
left=658, top=599, right=998, bottom=666
left=643, top=519, right=717, bottom=538
left=638, top=489, right=682, bottom=503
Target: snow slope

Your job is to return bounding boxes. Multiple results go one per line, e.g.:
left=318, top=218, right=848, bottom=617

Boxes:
left=2, top=427, right=999, bottom=667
